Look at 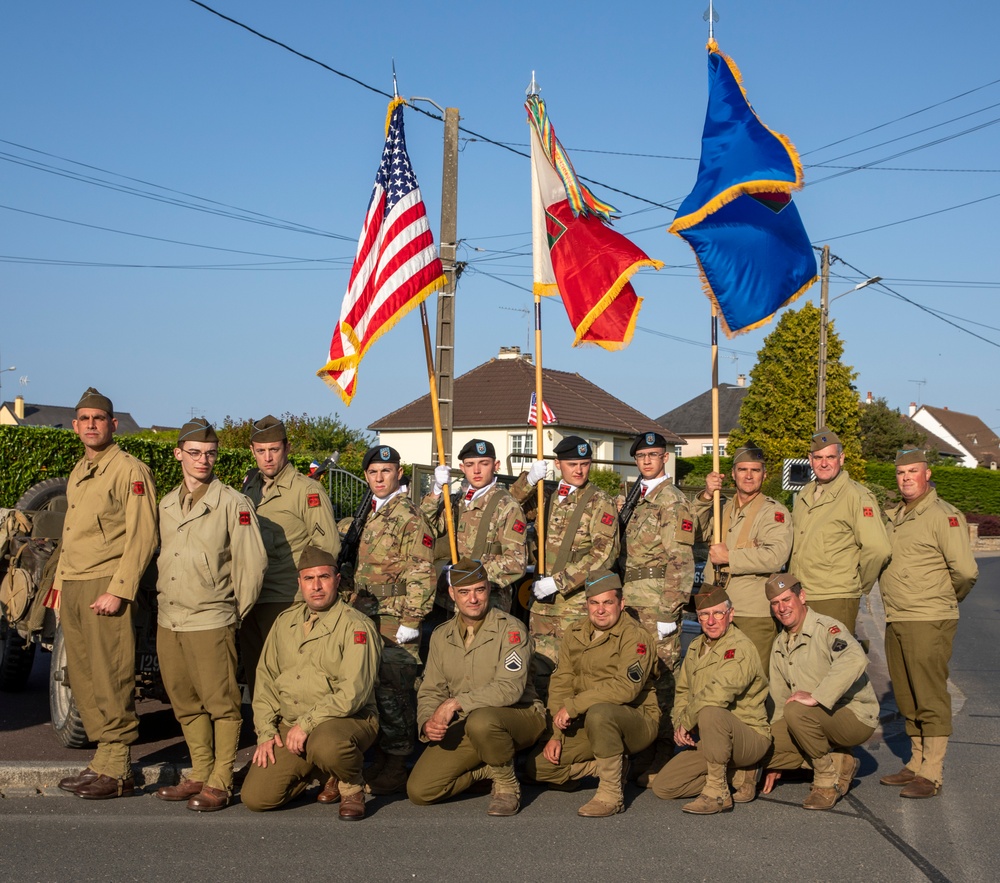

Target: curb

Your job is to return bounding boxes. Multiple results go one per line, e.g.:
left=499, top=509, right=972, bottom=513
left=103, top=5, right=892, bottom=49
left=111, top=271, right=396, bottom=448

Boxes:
left=0, top=760, right=187, bottom=796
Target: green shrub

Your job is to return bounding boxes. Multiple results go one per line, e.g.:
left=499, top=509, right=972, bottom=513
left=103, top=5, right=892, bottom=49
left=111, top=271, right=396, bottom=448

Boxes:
left=865, top=461, right=1000, bottom=515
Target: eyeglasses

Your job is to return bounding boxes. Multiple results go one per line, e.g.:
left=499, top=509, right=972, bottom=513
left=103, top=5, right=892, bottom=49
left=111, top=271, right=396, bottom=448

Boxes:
left=181, top=449, right=218, bottom=461
left=635, top=452, right=665, bottom=461
left=697, top=609, right=731, bottom=622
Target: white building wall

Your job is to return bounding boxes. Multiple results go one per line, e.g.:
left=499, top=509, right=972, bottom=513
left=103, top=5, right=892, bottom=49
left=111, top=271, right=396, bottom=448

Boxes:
left=910, top=411, right=977, bottom=468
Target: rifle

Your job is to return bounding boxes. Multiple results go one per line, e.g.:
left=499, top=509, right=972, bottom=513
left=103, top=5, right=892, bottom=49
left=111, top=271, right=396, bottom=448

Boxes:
left=618, top=478, right=644, bottom=532
left=337, top=486, right=375, bottom=584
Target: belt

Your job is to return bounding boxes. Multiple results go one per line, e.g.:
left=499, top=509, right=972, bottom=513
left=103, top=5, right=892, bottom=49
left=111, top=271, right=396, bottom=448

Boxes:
left=624, top=566, right=667, bottom=583
left=358, top=582, right=406, bottom=599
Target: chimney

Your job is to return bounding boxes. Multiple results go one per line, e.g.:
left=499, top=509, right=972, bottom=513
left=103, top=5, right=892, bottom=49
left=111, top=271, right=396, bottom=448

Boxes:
left=497, top=346, right=522, bottom=360
left=866, top=391, right=873, bottom=405
left=14, top=395, right=24, bottom=419
left=736, top=374, right=746, bottom=387
left=909, top=402, right=917, bottom=417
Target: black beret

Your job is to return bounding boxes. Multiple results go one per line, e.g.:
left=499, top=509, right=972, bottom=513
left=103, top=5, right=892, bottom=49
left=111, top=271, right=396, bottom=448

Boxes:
left=362, top=445, right=401, bottom=470
left=553, top=436, right=592, bottom=460
left=458, top=439, right=496, bottom=461
left=630, top=431, right=668, bottom=457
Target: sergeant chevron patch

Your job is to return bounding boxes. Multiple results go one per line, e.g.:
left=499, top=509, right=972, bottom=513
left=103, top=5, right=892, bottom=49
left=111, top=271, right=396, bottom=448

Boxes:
left=504, top=650, right=523, bottom=672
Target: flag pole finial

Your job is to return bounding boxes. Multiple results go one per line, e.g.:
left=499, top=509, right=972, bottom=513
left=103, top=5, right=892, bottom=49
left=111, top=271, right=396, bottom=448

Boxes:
left=392, top=60, right=398, bottom=99
left=704, top=2, right=719, bottom=43
left=525, top=71, right=540, bottom=98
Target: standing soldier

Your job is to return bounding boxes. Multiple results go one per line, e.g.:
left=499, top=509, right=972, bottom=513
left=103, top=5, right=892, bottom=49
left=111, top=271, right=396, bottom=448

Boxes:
left=351, top=444, right=435, bottom=795
left=693, top=445, right=792, bottom=671
left=154, top=418, right=267, bottom=812
left=510, top=436, right=620, bottom=696
left=241, top=415, right=340, bottom=698
left=620, top=431, right=695, bottom=786
left=878, top=449, right=978, bottom=799
left=422, top=438, right=528, bottom=613
left=56, top=387, right=157, bottom=800
left=790, top=429, right=891, bottom=633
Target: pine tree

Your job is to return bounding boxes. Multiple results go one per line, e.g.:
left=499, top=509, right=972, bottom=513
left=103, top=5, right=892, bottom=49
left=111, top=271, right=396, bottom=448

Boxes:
left=858, top=397, right=926, bottom=462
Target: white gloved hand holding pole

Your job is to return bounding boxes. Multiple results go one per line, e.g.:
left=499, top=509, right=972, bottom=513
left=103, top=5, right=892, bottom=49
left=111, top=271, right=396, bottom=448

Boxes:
left=656, top=621, right=678, bottom=640
left=432, top=465, right=451, bottom=496
left=533, top=576, right=558, bottom=600
left=395, top=625, right=420, bottom=644
left=526, top=460, right=549, bottom=487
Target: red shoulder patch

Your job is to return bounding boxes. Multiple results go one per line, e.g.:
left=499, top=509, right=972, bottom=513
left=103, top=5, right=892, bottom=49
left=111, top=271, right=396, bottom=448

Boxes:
left=681, top=518, right=694, bottom=533
left=239, top=511, right=251, bottom=526
left=774, top=512, right=785, bottom=523
left=948, top=516, right=959, bottom=527
left=509, top=631, right=522, bottom=644
left=513, top=520, right=526, bottom=534
left=636, top=643, right=647, bottom=656
left=132, top=481, right=145, bottom=496
left=601, top=512, right=615, bottom=526
left=829, top=626, right=841, bottom=635
left=724, top=649, right=736, bottom=660
left=307, top=493, right=321, bottom=508
left=558, top=485, right=570, bottom=497
left=353, top=631, right=367, bottom=644
left=422, top=534, right=433, bottom=548
left=863, top=507, right=874, bottom=518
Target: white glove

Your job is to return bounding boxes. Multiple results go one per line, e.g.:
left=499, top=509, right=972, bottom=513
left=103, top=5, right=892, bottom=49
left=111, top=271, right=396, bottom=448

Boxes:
left=657, top=621, right=678, bottom=640
left=432, top=465, right=451, bottom=496
left=533, top=577, right=558, bottom=600
left=395, top=625, right=420, bottom=644
left=526, top=460, right=549, bottom=487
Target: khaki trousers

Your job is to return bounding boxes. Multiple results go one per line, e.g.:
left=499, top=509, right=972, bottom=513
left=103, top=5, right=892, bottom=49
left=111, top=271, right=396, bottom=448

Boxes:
left=407, top=705, right=545, bottom=805
left=768, top=702, right=874, bottom=770
left=242, top=713, right=379, bottom=812
left=808, top=598, right=860, bottom=635
left=629, top=606, right=681, bottom=735
left=885, top=620, right=957, bottom=738
left=733, top=615, right=778, bottom=674
left=240, top=602, right=292, bottom=700
left=652, top=707, right=771, bottom=799
left=60, top=577, right=137, bottom=778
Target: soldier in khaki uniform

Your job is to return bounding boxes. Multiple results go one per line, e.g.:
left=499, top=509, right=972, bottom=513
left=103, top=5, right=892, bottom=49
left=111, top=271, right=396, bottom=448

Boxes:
left=422, top=438, right=528, bottom=613
left=56, top=388, right=158, bottom=800
left=154, top=418, right=267, bottom=812
left=653, top=585, right=770, bottom=814
left=761, top=574, right=878, bottom=810
left=350, top=444, right=435, bottom=795
left=693, top=446, right=792, bottom=670
left=790, top=429, right=891, bottom=633
left=242, top=546, right=381, bottom=821
left=407, top=559, right=545, bottom=816
left=241, top=415, right=340, bottom=698
left=878, top=449, right=978, bottom=798
left=526, top=571, right=659, bottom=817
left=511, top=436, right=620, bottom=696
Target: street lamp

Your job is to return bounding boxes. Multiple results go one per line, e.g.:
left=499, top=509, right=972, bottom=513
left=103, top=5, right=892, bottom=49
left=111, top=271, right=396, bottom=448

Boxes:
left=0, top=365, right=15, bottom=401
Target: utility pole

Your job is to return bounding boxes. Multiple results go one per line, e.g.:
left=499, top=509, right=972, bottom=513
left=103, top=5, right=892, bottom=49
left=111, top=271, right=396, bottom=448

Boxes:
left=815, top=245, right=830, bottom=431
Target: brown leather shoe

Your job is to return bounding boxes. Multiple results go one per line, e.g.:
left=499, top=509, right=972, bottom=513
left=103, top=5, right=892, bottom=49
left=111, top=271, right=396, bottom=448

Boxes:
left=802, top=785, right=839, bottom=810
left=900, top=775, right=940, bottom=799
left=76, top=775, right=135, bottom=800
left=339, top=790, right=366, bottom=821
left=156, top=779, right=204, bottom=801
left=879, top=766, right=917, bottom=786
left=681, top=793, right=733, bottom=815
left=486, top=788, right=520, bottom=817
left=316, top=776, right=341, bottom=804
left=837, top=757, right=861, bottom=797
left=58, top=768, right=99, bottom=793
left=187, top=786, right=230, bottom=812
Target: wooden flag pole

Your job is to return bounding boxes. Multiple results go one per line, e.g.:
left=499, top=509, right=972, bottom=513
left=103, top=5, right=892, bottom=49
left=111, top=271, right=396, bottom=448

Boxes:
left=534, top=295, right=546, bottom=574
left=420, top=301, right=459, bottom=564
left=711, top=304, right=725, bottom=584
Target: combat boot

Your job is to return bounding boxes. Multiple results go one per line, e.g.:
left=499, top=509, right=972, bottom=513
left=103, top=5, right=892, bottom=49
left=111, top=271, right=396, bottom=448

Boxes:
left=802, top=753, right=839, bottom=810
left=880, top=736, right=921, bottom=786
left=485, top=762, right=521, bottom=816
left=901, top=735, right=946, bottom=798
left=682, top=761, right=732, bottom=815
left=578, top=755, right=625, bottom=817
left=834, top=751, right=860, bottom=797
left=179, top=715, right=215, bottom=788
left=365, top=754, right=409, bottom=795
left=730, top=766, right=761, bottom=804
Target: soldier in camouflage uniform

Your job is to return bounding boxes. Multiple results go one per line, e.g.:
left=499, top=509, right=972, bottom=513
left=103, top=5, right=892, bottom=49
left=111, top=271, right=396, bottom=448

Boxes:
left=621, top=432, right=695, bottom=785
left=350, top=445, right=435, bottom=795
left=511, top=436, right=620, bottom=699
left=421, top=438, right=527, bottom=613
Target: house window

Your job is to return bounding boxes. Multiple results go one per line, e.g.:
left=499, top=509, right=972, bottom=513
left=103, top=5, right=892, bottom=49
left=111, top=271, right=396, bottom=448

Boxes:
left=509, top=433, right=534, bottom=471
left=674, top=445, right=684, bottom=457
left=701, top=444, right=727, bottom=456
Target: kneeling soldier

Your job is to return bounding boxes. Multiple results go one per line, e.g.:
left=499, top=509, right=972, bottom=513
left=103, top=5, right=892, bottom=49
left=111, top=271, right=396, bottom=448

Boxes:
left=407, top=559, right=545, bottom=816
left=241, top=546, right=382, bottom=820
left=526, top=571, right=659, bottom=817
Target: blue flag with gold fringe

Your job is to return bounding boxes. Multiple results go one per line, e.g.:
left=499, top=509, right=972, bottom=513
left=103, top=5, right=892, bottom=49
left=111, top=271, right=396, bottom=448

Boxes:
left=670, top=40, right=816, bottom=337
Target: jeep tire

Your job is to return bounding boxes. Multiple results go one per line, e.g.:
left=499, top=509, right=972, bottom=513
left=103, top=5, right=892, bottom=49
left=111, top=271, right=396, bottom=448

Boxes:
left=49, top=623, right=90, bottom=748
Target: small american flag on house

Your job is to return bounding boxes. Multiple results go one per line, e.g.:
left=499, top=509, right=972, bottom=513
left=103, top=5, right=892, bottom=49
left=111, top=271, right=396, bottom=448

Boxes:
left=527, top=392, right=557, bottom=426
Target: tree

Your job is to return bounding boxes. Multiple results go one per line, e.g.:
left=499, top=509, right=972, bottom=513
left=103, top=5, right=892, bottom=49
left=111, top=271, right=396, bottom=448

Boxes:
left=858, top=397, right=926, bottom=462
left=728, top=301, right=865, bottom=481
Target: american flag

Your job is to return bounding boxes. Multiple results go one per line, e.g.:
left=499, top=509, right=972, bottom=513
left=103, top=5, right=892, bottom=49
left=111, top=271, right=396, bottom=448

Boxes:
left=317, top=99, right=446, bottom=404
left=527, top=392, right=557, bottom=426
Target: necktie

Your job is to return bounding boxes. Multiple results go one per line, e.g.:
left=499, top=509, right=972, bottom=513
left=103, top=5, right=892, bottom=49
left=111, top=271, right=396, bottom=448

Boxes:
left=303, top=612, right=320, bottom=636
left=640, top=485, right=647, bottom=498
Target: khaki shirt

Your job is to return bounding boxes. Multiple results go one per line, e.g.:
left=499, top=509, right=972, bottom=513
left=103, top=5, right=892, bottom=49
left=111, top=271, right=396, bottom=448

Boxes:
left=790, top=470, right=891, bottom=601
left=156, top=477, right=267, bottom=631
left=252, top=597, right=382, bottom=744
left=623, top=479, right=695, bottom=612
left=355, top=492, right=435, bottom=629
left=417, top=608, right=540, bottom=740
left=58, top=444, right=158, bottom=601
left=420, top=483, right=528, bottom=588
left=673, top=625, right=769, bottom=736
left=881, top=489, right=978, bottom=622
left=770, top=608, right=879, bottom=729
left=693, top=492, right=792, bottom=618
left=244, top=462, right=340, bottom=605
left=548, top=610, right=659, bottom=723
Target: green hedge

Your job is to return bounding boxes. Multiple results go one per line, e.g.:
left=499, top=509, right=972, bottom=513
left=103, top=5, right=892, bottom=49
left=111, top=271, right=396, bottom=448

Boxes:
left=865, top=461, right=1000, bottom=515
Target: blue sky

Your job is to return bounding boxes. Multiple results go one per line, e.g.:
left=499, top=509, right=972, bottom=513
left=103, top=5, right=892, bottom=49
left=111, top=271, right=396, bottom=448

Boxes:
left=4, top=1, right=998, bottom=442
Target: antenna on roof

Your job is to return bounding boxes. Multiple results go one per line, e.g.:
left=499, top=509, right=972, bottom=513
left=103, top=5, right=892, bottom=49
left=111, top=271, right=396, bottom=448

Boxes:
left=908, top=379, right=927, bottom=407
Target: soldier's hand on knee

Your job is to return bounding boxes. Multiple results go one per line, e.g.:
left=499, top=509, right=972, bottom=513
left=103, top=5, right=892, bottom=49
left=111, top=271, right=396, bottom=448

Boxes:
left=543, top=738, right=562, bottom=765
left=254, top=736, right=280, bottom=768
left=284, top=725, right=308, bottom=755
left=674, top=725, right=695, bottom=748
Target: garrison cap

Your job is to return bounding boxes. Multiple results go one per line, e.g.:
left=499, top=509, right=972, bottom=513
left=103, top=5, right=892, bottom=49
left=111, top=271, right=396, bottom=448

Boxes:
left=810, top=428, right=842, bottom=452
left=298, top=544, right=338, bottom=571
left=250, top=415, right=287, bottom=444
left=585, top=569, right=622, bottom=598
left=764, top=573, right=802, bottom=600
left=177, top=417, right=218, bottom=445
left=630, top=431, right=668, bottom=457
left=449, top=557, right=488, bottom=588
left=554, top=436, right=592, bottom=460
left=362, top=445, right=401, bottom=470
left=694, top=583, right=731, bottom=611
left=75, top=387, right=114, bottom=416
left=732, top=445, right=766, bottom=466
left=895, top=448, right=928, bottom=466
left=458, top=438, right=496, bottom=461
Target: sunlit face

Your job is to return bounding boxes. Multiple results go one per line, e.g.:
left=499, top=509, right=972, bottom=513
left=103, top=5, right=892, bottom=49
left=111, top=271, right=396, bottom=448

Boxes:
left=809, top=444, right=844, bottom=483
left=555, top=458, right=591, bottom=488
left=449, top=579, right=490, bottom=623
left=251, top=440, right=290, bottom=479
left=732, top=461, right=765, bottom=498
left=459, top=457, right=498, bottom=490
left=587, top=589, right=625, bottom=630
left=634, top=447, right=667, bottom=480
left=365, top=462, right=403, bottom=499
left=73, top=408, right=117, bottom=456
left=298, top=565, right=339, bottom=612
left=896, top=462, right=932, bottom=503
left=770, top=587, right=808, bottom=633
left=175, top=442, right=218, bottom=484
left=697, top=602, right=733, bottom=640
